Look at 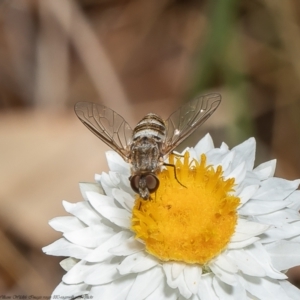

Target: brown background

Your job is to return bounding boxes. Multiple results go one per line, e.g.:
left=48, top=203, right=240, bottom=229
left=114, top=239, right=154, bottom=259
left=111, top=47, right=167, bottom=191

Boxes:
left=0, top=0, right=300, bottom=295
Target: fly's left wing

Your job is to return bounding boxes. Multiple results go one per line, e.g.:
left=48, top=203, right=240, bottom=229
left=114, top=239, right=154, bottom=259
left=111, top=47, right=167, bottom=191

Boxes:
left=162, top=93, right=221, bottom=156
left=75, top=102, right=133, bottom=160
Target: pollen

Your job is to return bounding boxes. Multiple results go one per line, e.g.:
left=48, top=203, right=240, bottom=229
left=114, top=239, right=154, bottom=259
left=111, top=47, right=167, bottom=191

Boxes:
left=131, top=152, right=240, bottom=265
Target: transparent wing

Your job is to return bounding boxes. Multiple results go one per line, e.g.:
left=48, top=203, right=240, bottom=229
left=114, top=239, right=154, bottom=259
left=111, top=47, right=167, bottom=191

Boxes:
left=162, top=93, right=221, bottom=155
left=74, top=102, right=133, bottom=160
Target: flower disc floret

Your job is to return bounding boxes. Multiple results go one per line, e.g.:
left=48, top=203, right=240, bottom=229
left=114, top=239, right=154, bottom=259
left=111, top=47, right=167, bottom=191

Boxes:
left=131, top=152, right=240, bottom=264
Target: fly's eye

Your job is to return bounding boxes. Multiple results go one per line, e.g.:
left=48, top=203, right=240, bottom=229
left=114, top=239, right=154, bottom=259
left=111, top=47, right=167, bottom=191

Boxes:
left=145, top=174, right=159, bottom=193
left=130, top=174, right=159, bottom=194
left=130, top=175, right=140, bottom=193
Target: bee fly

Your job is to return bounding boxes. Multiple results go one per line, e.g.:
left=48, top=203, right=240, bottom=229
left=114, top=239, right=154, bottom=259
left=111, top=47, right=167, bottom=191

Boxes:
left=75, top=93, right=221, bottom=200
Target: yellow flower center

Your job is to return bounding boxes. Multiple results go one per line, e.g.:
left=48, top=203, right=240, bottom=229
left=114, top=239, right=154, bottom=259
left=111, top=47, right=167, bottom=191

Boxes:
left=131, top=152, right=240, bottom=265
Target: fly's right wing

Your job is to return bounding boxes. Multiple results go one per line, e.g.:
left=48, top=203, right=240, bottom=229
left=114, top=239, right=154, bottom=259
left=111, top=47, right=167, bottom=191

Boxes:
left=74, top=102, right=133, bottom=160
left=162, top=93, right=221, bottom=156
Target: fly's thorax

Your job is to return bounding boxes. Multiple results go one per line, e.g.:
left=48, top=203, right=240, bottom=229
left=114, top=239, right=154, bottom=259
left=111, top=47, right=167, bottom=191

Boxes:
left=130, top=136, right=163, bottom=173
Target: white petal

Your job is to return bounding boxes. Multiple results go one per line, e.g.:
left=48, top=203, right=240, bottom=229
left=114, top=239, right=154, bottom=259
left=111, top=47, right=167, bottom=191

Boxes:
left=237, top=185, right=259, bottom=206
left=244, top=242, right=286, bottom=280
left=231, top=219, right=269, bottom=242
left=178, top=292, right=200, bottom=300
left=261, top=221, right=300, bottom=243
left=205, top=149, right=227, bottom=167
left=183, top=265, right=202, bottom=294
left=286, top=190, right=300, bottom=211
left=213, top=252, right=238, bottom=273
left=253, top=159, right=276, bottom=180
left=227, top=249, right=266, bottom=277
left=238, top=199, right=289, bottom=216
left=85, top=231, right=132, bottom=262
left=197, top=273, right=218, bottom=300
left=212, top=276, right=247, bottom=300
left=228, top=237, right=260, bottom=249
left=230, top=231, right=260, bottom=243
left=106, top=150, right=131, bottom=175
left=63, top=260, right=100, bottom=284
left=89, top=274, right=135, bottom=300
left=253, top=178, right=300, bottom=201
left=118, top=173, right=136, bottom=196
left=280, top=280, right=300, bottom=299
left=265, top=241, right=300, bottom=271
left=63, top=201, right=101, bottom=226
left=162, top=262, right=191, bottom=298
left=172, top=262, right=185, bottom=279
left=176, top=271, right=193, bottom=299
left=112, top=188, right=135, bottom=212
left=87, top=191, right=116, bottom=208
left=101, top=207, right=131, bottom=228
left=79, top=182, right=104, bottom=201
left=194, top=133, right=214, bottom=155
left=255, top=208, right=300, bottom=225
left=52, top=281, right=89, bottom=298
left=209, top=263, right=238, bottom=286
left=220, top=142, right=229, bottom=151
left=239, top=275, right=291, bottom=300
left=60, top=257, right=79, bottom=271
left=146, top=280, right=177, bottom=300
left=126, top=267, right=165, bottom=300
left=242, top=170, right=261, bottom=186
left=89, top=283, right=111, bottom=298
left=85, top=260, right=122, bottom=285
left=163, top=262, right=183, bottom=289
left=224, top=161, right=246, bottom=184
left=88, top=192, right=131, bottom=228
left=63, top=224, right=114, bottom=248
left=118, top=252, right=159, bottom=274
left=100, top=172, right=118, bottom=197
left=109, top=171, right=122, bottom=186
left=230, top=233, right=257, bottom=244
left=130, top=255, right=159, bottom=273
left=289, top=235, right=300, bottom=242
left=162, top=263, right=173, bottom=286
left=231, top=138, right=256, bottom=171
left=49, top=216, right=86, bottom=233
left=109, top=236, right=145, bottom=256
left=95, top=173, right=101, bottom=183
left=42, top=238, right=92, bottom=259
left=220, top=151, right=235, bottom=176
left=88, top=196, right=131, bottom=228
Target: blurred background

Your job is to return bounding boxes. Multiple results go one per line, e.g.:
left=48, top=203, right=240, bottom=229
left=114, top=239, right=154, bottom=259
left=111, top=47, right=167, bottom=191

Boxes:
left=0, top=0, right=300, bottom=295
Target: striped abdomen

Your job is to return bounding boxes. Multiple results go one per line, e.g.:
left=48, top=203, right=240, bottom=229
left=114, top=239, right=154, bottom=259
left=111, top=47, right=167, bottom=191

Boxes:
left=130, top=113, right=166, bottom=174
left=132, top=113, right=166, bottom=141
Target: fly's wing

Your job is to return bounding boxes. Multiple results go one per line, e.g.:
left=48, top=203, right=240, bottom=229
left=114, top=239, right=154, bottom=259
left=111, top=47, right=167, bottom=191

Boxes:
left=162, top=93, right=221, bottom=156
left=74, top=102, right=133, bottom=160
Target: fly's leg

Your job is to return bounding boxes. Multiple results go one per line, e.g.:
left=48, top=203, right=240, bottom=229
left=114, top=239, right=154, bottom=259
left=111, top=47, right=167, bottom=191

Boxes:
left=163, top=162, right=187, bottom=188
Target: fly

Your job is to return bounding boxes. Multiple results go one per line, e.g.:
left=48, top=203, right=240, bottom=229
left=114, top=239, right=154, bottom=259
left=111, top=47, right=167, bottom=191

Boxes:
left=74, top=93, right=221, bottom=200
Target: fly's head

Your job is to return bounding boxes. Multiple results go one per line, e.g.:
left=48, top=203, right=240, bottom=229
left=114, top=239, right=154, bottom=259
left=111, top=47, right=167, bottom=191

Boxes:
left=130, top=173, right=160, bottom=200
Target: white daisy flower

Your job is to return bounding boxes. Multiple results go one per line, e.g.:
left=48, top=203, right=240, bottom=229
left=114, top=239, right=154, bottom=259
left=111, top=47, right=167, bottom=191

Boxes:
left=43, top=134, right=300, bottom=300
